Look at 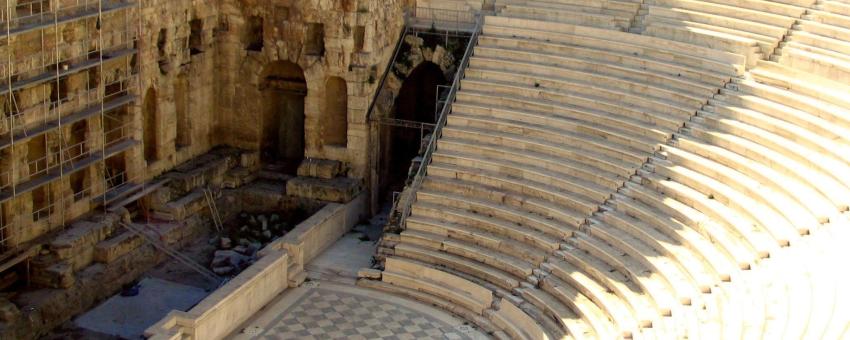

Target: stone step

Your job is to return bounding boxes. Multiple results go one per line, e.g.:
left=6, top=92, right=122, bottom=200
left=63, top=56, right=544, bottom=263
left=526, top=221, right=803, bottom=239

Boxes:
left=285, top=176, right=360, bottom=203
left=449, top=93, right=656, bottom=152
left=473, top=43, right=724, bottom=96
left=587, top=218, right=704, bottom=302
left=568, top=233, right=680, bottom=317
left=394, top=241, right=525, bottom=290
left=441, top=124, right=637, bottom=178
left=641, top=20, right=764, bottom=67
left=406, top=214, right=549, bottom=265
left=467, top=50, right=708, bottom=107
left=437, top=136, right=623, bottom=190
left=663, top=140, right=822, bottom=231
left=416, top=190, right=575, bottom=239
left=542, top=258, right=642, bottom=336
left=539, top=274, right=619, bottom=338
left=555, top=247, right=658, bottom=325
left=459, top=75, right=693, bottom=137
left=648, top=154, right=800, bottom=246
left=406, top=231, right=536, bottom=280
left=649, top=0, right=797, bottom=27
left=518, top=286, right=596, bottom=338
left=501, top=5, right=632, bottom=30
left=671, top=135, right=832, bottom=224
left=484, top=15, right=746, bottom=71
left=687, top=115, right=850, bottom=195
left=411, top=201, right=563, bottom=251
left=596, top=209, right=718, bottom=289
left=383, top=257, right=494, bottom=314
left=636, top=170, right=778, bottom=259
left=608, top=194, right=737, bottom=281
left=620, top=182, right=756, bottom=270
left=456, top=85, right=683, bottom=136
left=432, top=151, right=610, bottom=207
left=714, top=86, right=850, bottom=146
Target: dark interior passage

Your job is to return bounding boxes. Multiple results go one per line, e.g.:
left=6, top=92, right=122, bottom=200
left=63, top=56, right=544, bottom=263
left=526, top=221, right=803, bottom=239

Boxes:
left=379, top=61, right=447, bottom=203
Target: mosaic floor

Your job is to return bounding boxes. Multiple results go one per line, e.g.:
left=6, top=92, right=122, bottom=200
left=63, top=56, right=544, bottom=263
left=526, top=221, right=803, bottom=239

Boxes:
left=231, top=281, right=488, bottom=340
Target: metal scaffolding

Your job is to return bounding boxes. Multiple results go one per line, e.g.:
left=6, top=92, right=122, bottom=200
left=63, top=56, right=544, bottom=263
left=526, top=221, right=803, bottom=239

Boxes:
left=0, top=0, right=141, bottom=271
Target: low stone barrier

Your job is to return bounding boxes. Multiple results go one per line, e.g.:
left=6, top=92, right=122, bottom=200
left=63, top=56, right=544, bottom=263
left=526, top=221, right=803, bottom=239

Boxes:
left=144, top=193, right=366, bottom=339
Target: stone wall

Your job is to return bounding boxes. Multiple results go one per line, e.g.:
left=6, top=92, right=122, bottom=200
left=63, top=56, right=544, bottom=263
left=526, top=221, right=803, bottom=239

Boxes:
left=139, top=0, right=222, bottom=177
left=215, top=0, right=407, bottom=179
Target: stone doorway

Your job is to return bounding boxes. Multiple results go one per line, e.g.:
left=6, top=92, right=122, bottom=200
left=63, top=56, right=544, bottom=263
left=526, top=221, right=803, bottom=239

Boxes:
left=259, top=61, right=306, bottom=174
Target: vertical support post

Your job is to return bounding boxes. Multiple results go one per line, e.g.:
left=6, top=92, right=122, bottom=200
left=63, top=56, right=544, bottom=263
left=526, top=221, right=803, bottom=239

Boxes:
left=98, top=0, right=107, bottom=207
left=5, top=3, right=15, bottom=198
left=54, top=0, right=66, bottom=229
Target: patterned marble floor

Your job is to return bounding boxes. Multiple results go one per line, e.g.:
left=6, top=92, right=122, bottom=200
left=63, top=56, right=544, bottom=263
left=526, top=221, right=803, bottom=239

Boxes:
left=230, top=281, right=489, bottom=340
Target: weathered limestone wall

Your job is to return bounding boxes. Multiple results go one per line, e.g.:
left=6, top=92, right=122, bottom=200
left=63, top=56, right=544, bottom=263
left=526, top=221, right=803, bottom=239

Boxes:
left=0, top=6, right=137, bottom=247
left=0, top=0, right=411, bottom=337
left=215, top=0, right=407, bottom=179
left=145, top=192, right=368, bottom=340
left=138, top=0, right=221, bottom=178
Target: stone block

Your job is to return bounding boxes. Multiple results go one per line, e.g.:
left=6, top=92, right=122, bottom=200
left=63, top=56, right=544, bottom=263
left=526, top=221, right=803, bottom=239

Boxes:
left=222, top=167, right=257, bottom=189
left=0, top=298, right=20, bottom=322
left=240, top=151, right=261, bottom=171
left=31, top=262, right=75, bottom=289
left=94, top=232, right=145, bottom=264
left=357, top=268, right=382, bottom=279
left=153, top=190, right=207, bottom=221
left=286, top=176, right=361, bottom=203
left=50, top=220, right=117, bottom=261
left=296, top=158, right=344, bottom=179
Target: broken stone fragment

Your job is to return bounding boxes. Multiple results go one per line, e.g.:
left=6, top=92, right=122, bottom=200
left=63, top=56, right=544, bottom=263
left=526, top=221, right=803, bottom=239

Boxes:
left=357, top=268, right=382, bottom=280
left=220, top=237, right=232, bottom=249
left=211, top=250, right=252, bottom=270
left=212, top=265, right=234, bottom=275
left=0, top=298, right=20, bottom=322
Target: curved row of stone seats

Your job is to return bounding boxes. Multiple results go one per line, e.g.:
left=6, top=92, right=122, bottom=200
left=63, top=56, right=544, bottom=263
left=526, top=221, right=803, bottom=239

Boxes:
left=495, top=0, right=638, bottom=30
left=371, top=15, right=754, bottom=339
left=381, top=257, right=495, bottom=314
left=588, top=60, right=850, bottom=338
left=369, top=15, right=850, bottom=340
left=633, top=0, right=811, bottom=66
left=774, top=0, right=850, bottom=82
left=382, top=234, right=575, bottom=339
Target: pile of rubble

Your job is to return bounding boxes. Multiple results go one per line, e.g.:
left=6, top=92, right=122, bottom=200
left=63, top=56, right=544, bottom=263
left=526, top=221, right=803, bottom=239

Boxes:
left=210, top=212, right=294, bottom=276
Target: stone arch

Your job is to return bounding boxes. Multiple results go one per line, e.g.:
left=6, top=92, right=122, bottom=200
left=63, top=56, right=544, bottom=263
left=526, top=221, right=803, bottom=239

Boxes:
left=142, top=88, right=158, bottom=162
left=323, top=76, right=348, bottom=147
left=394, top=61, right=447, bottom=124
left=259, top=61, right=307, bottom=172
left=378, top=61, right=448, bottom=201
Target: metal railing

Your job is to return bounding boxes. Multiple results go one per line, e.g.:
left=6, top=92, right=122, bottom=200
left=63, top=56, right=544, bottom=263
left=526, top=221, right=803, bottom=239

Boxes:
left=365, top=22, right=410, bottom=124
left=1, top=0, right=134, bottom=31
left=395, top=13, right=483, bottom=229
left=409, top=7, right=478, bottom=33
left=366, top=7, right=479, bottom=125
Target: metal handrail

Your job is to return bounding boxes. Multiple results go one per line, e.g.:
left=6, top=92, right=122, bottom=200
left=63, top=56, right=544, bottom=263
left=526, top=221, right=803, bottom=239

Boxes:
left=396, top=13, right=483, bottom=229
left=1, top=0, right=134, bottom=30
left=410, top=6, right=478, bottom=33
left=365, top=21, right=410, bottom=123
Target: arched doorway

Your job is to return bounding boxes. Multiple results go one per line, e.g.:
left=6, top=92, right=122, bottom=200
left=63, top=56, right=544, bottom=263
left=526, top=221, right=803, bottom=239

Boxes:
left=323, top=76, right=348, bottom=147
left=379, top=61, right=448, bottom=202
left=259, top=61, right=306, bottom=174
